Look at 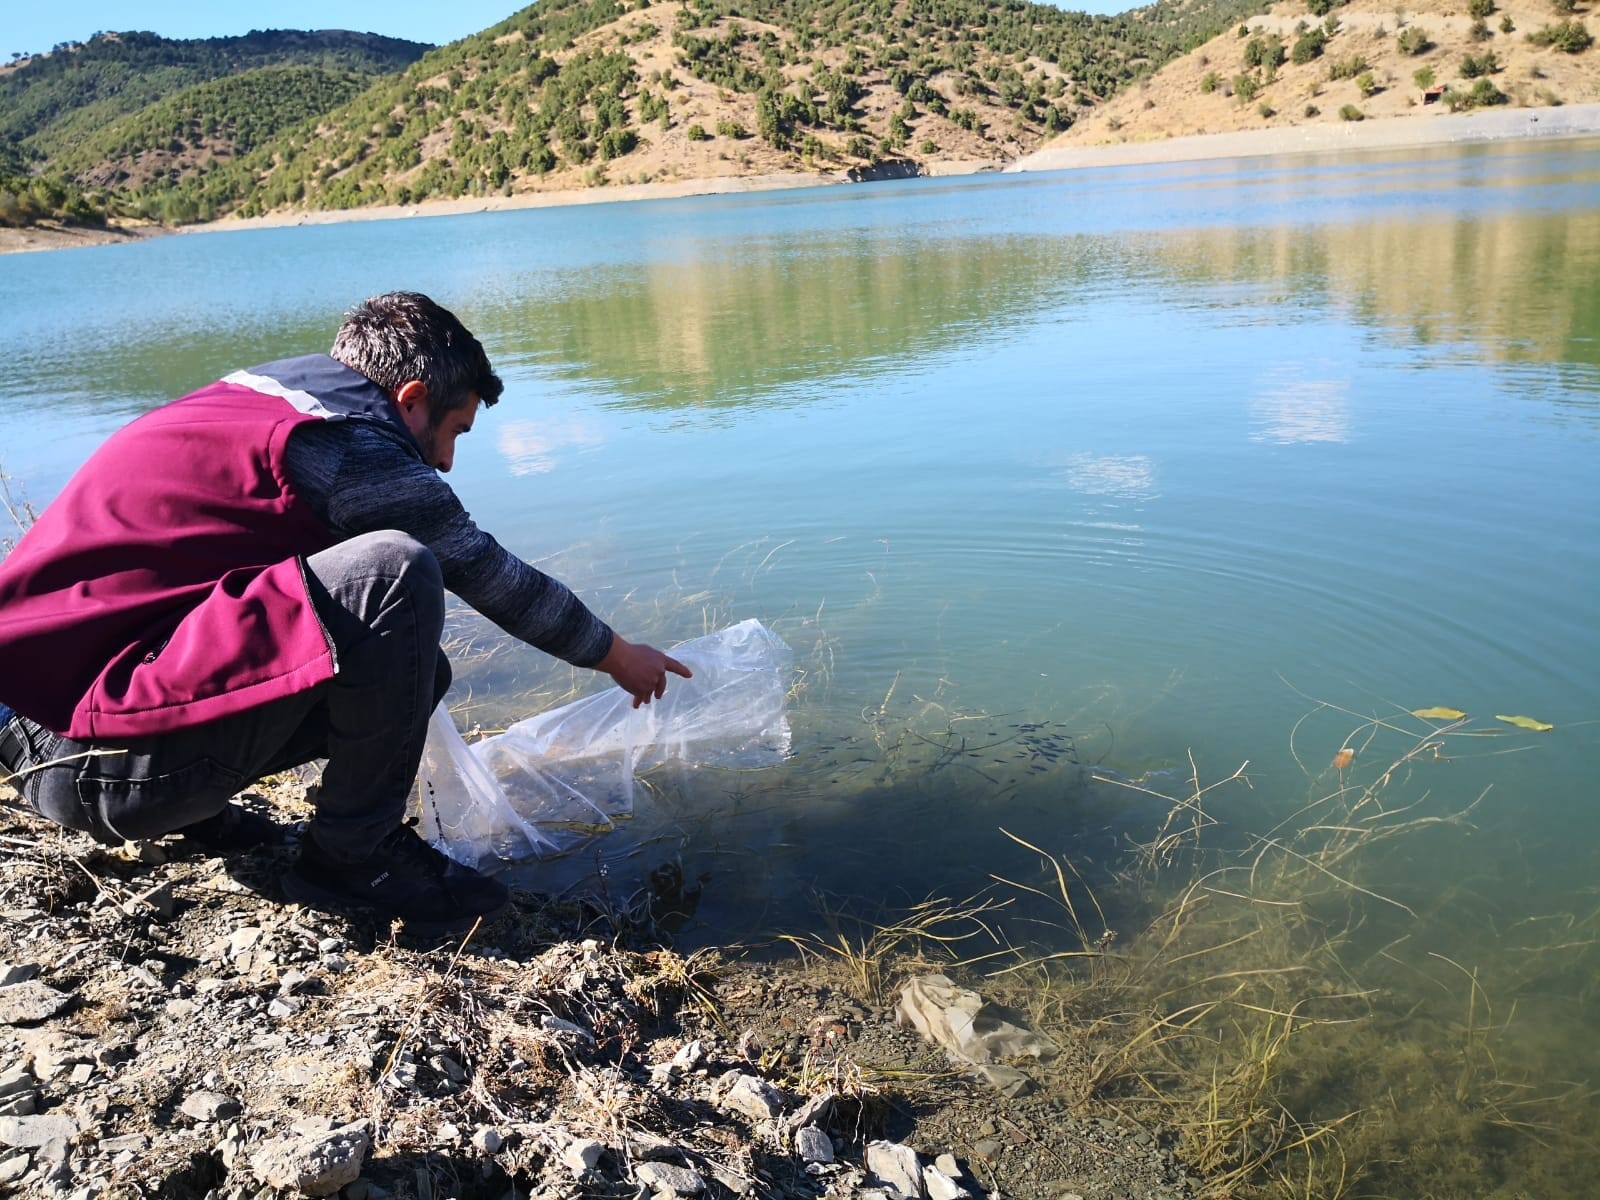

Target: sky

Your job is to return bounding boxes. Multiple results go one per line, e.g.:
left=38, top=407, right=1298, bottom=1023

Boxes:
left=6, top=0, right=1130, bottom=60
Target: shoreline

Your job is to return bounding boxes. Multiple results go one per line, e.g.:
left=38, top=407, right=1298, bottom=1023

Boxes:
left=5, top=106, right=1598, bottom=256
left=1008, top=101, right=1600, bottom=174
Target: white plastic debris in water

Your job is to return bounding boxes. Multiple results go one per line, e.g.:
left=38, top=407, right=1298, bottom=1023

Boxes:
left=896, top=974, right=1060, bottom=1097
left=415, top=619, right=792, bottom=867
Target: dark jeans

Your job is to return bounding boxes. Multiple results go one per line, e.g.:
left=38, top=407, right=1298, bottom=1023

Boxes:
left=0, top=531, right=449, bottom=862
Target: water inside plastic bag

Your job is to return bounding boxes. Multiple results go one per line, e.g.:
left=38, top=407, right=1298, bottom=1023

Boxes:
left=415, top=618, right=792, bottom=866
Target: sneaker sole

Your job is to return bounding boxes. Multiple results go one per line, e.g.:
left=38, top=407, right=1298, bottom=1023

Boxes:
left=281, top=872, right=509, bottom=937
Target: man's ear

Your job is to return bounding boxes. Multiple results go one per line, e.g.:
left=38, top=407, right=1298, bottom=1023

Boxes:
left=394, top=379, right=429, bottom=415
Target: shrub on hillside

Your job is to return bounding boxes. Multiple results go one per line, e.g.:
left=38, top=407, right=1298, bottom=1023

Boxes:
left=1328, top=55, right=1370, bottom=79
left=1468, top=0, right=1497, bottom=18
left=1528, top=19, right=1593, bottom=50
left=1459, top=50, right=1499, bottom=77
left=685, top=123, right=709, bottom=141
left=1200, top=70, right=1220, bottom=93
left=1413, top=65, right=1436, bottom=89
left=1292, top=28, right=1328, bottom=62
left=1397, top=26, right=1433, bottom=54
left=1339, top=103, right=1364, bottom=120
left=1234, top=73, right=1262, bottom=102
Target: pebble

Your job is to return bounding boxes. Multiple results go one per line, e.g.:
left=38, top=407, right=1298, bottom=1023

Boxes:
left=635, top=1161, right=706, bottom=1196
left=179, top=1091, right=241, bottom=1123
left=96, top=1134, right=148, bottom=1154
left=0, top=1153, right=27, bottom=1185
left=471, top=1127, right=502, bottom=1154
left=971, top=1139, right=1003, bottom=1163
left=251, top=1119, right=371, bottom=1197
left=561, top=1137, right=606, bottom=1176
left=0, top=983, right=70, bottom=1026
left=866, top=1141, right=925, bottom=1198
left=924, top=1163, right=971, bottom=1200
left=0, top=1112, right=79, bottom=1149
left=717, top=1074, right=785, bottom=1123
left=795, top=1125, right=833, bottom=1164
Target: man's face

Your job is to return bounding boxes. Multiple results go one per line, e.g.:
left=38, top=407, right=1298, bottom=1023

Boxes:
left=396, top=386, right=480, bottom=474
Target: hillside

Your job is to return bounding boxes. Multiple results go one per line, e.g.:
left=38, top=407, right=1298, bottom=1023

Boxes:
left=112, top=0, right=1239, bottom=222
left=1036, top=0, right=1598, bottom=149
left=0, top=30, right=433, bottom=168
left=49, top=66, right=382, bottom=192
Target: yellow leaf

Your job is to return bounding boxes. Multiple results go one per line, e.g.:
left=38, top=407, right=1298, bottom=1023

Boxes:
left=1495, top=714, right=1554, bottom=732
left=1411, top=706, right=1467, bottom=720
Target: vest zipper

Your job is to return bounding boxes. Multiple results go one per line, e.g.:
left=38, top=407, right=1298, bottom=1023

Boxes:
left=298, top=556, right=339, bottom=675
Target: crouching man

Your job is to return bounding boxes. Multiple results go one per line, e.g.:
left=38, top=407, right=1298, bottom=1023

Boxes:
left=0, top=292, right=688, bottom=934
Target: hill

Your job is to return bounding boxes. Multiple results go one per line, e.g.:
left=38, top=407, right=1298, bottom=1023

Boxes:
left=1033, top=0, right=1597, bottom=150
left=0, top=29, right=432, bottom=169
left=120, top=0, right=1255, bottom=222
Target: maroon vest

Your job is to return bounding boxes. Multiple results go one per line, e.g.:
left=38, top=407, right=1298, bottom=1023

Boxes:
left=0, top=381, right=338, bottom=739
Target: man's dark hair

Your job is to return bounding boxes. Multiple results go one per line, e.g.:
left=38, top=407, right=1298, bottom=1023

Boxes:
left=331, top=292, right=503, bottom=422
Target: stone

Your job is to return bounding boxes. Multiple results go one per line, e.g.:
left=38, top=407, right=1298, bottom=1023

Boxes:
left=561, top=1137, right=605, bottom=1176
left=0, top=1093, right=35, bottom=1118
left=0, top=1153, right=27, bottom=1185
left=971, top=1139, right=1002, bottom=1163
left=472, top=1127, right=502, bottom=1154
left=934, top=1154, right=960, bottom=1177
left=923, top=1164, right=971, bottom=1200
left=866, top=1141, right=925, bottom=1199
left=97, top=1134, right=148, bottom=1154
left=0, top=965, right=38, bottom=988
left=179, top=1091, right=240, bottom=1123
left=786, top=1091, right=837, bottom=1133
left=266, top=998, right=298, bottom=1020
left=0, top=1112, right=78, bottom=1149
left=718, top=1074, right=785, bottom=1123
left=250, top=1120, right=370, bottom=1197
left=228, top=927, right=264, bottom=958
left=68, top=1065, right=92, bottom=1086
left=0, top=983, right=70, bottom=1026
left=636, top=1161, right=706, bottom=1196
left=0, top=1070, right=30, bottom=1101
left=671, top=1040, right=706, bottom=1071
left=539, top=1016, right=594, bottom=1044
left=795, top=1125, right=833, bottom=1164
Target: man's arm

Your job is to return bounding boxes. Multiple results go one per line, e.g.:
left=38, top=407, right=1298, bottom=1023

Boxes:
left=285, top=423, right=689, bottom=701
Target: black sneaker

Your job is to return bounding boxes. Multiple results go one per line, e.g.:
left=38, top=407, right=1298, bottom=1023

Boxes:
left=177, top=802, right=285, bottom=852
left=283, top=825, right=509, bottom=935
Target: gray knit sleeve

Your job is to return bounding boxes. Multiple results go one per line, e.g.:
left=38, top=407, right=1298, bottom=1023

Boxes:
left=284, top=422, right=614, bottom=668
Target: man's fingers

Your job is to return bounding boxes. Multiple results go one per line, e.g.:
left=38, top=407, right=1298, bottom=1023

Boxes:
left=665, top=655, right=692, bottom=679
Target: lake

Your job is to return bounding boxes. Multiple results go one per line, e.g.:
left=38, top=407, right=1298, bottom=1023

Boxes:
left=3, top=136, right=1598, bottom=1189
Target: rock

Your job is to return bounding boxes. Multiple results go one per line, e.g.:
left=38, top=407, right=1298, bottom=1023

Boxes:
left=636, top=1161, right=706, bottom=1196
left=250, top=1120, right=370, bottom=1197
left=786, top=1091, right=837, bottom=1133
left=0, top=965, right=39, bottom=988
left=0, top=1070, right=30, bottom=1101
left=0, top=1092, right=35, bottom=1117
left=671, top=1040, right=706, bottom=1071
left=561, top=1137, right=605, bottom=1176
left=971, top=1139, right=1003, bottom=1163
left=0, top=1112, right=78, bottom=1148
left=0, top=983, right=70, bottom=1026
left=472, top=1127, right=502, bottom=1154
left=68, top=1064, right=93, bottom=1086
left=0, top=1152, right=27, bottom=1184
left=923, top=1164, right=971, bottom=1200
left=179, top=1091, right=240, bottom=1123
left=795, top=1125, right=834, bottom=1164
left=228, top=927, right=264, bottom=958
left=278, top=970, right=309, bottom=995
left=718, top=1074, right=785, bottom=1123
left=866, top=1141, right=925, bottom=1198
left=96, top=1134, right=148, bottom=1154
left=539, top=1016, right=595, bottom=1044
left=934, top=1154, right=960, bottom=1177
left=266, top=998, right=299, bottom=1019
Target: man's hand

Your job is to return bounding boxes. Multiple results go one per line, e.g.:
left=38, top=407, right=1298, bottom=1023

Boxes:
left=596, top=633, right=693, bottom=708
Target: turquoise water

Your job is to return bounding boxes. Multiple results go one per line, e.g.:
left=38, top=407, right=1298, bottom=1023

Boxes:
left=1, top=141, right=1597, bottom=950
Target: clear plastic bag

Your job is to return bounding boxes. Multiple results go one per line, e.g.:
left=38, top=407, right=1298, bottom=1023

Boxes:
left=415, top=619, right=792, bottom=867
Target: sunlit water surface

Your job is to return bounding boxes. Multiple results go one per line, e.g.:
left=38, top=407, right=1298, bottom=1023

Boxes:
left=3, top=139, right=1598, bottom=1185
